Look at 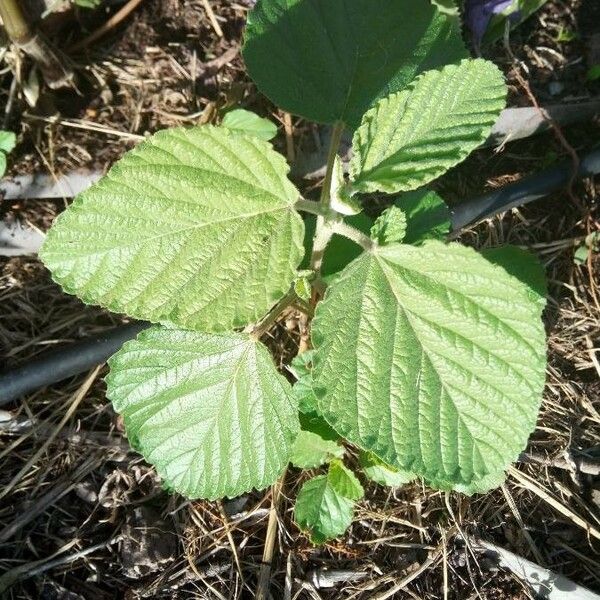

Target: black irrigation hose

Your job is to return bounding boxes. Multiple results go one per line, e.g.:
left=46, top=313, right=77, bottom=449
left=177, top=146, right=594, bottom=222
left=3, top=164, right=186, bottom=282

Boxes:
left=1, top=148, right=599, bottom=405
left=451, top=146, right=600, bottom=232
left=0, top=322, right=149, bottom=405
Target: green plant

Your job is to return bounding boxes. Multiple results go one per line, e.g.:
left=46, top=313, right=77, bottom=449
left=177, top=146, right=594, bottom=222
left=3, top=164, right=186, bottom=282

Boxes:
left=0, top=130, right=16, bottom=177
left=40, top=0, right=547, bottom=544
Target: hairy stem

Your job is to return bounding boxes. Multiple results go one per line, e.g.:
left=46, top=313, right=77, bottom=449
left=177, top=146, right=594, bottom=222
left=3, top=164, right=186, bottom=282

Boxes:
left=309, top=122, right=345, bottom=273
left=332, top=221, right=374, bottom=251
left=295, top=198, right=333, bottom=218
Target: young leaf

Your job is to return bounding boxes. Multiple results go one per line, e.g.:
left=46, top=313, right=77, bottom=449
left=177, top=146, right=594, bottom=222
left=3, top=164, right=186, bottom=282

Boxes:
left=106, top=326, right=299, bottom=500
left=222, top=109, right=278, bottom=141
left=0, top=130, right=16, bottom=154
left=40, top=126, right=304, bottom=332
left=294, top=461, right=363, bottom=543
left=395, top=189, right=451, bottom=244
left=370, top=206, right=407, bottom=245
left=311, top=241, right=547, bottom=493
left=290, top=350, right=319, bottom=414
left=243, top=0, right=468, bottom=128
left=359, top=451, right=416, bottom=487
left=350, top=59, right=507, bottom=194
left=290, top=430, right=344, bottom=469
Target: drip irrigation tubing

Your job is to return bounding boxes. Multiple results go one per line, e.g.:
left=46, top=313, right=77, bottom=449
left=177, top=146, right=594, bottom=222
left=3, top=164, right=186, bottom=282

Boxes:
left=0, top=147, right=599, bottom=405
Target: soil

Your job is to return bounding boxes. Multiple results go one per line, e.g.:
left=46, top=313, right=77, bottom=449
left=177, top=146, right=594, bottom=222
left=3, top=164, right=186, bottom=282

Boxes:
left=1, top=1, right=599, bottom=599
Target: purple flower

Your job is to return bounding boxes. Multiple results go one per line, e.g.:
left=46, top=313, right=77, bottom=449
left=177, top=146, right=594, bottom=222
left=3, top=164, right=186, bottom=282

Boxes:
left=465, top=0, right=520, bottom=48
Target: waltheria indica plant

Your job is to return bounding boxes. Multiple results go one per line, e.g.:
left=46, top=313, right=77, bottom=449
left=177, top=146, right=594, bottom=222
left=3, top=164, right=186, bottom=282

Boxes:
left=40, top=0, right=547, bottom=543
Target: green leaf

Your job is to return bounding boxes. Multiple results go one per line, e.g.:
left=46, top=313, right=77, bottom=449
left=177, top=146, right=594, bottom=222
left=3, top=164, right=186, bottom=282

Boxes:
left=312, top=241, right=546, bottom=493
left=300, top=412, right=341, bottom=442
left=0, top=130, right=16, bottom=154
left=350, top=59, right=507, bottom=194
left=328, top=460, right=364, bottom=501
left=294, top=461, right=363, bottom=543
left=370, top=206, right=407, bottom=245
left=359, top=451, right=416, bottom=487
left=40, top=126, right=304, bottom=332
left=0, top=153, right=6, bottom=178
left=106, top=326, right=299, bottom=500
left=481, top=246, right=547, bottom=313
left=395, top=189, right=451, bottom=244
left=243, top=0, right=468, bottom=128
left=222, top=109, right=278, bottom=141
left=290, top=350, right=319, bottom=414
left=290, top=429, right=344, bottom=469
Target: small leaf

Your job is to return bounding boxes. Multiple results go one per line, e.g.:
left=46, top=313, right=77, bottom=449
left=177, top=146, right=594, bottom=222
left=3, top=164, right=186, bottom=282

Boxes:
left=222, top=108, right=278, bottom=141
left=290, top=350, right=319, bottom=414
left=294, top=461, right=363, bottom=543
left=370, top=206, right=407, bottom=245
left=359, top=451, right=415, bottom=487
left=290, top=430, right=344, bottom=469
left=0, top=131, right=16, bottom=154
left=106, top=326, right=299, bottom=500
left=243, top=0, right=468, bottom=128
left=396, top=189, right=451, bottom=244
left=330, top=156, right=361, bottom=215
left=351, top=59, right=507, bottom=194
left=0, top=154, right=6, bottom=178
left=312, top=241, right=546, bottom=493
left=40, top=126, right=304, bottom=332
left=328, top=460, right=364, bottom=501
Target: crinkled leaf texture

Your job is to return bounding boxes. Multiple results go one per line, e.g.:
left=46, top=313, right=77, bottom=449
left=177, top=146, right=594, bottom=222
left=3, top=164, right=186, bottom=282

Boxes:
left=40, top=126, right=304, bottom=332
left=351, top=59, right=507, bottom=194
left=370, top=206, right=407, bottom=245
left=106, top=326, right=299, bottom=500
left=312, top=241, right=547, bottom=493
left=294, top=461, right=364, bottom=543
left=243, top=0, right=467, bottom=128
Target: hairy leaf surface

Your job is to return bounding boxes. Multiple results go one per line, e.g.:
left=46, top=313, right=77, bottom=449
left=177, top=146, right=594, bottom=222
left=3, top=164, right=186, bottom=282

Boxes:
left=294, top=461, right=363, bottom=543
left=351, top=59, right=507, bottom=193
left=243, top=0, right=467, bottom=127
left=40, top=126, right=304, bottom=331
left=312, top=241, right=546, bottom=493
left=106, top=326, right=299, bottom=500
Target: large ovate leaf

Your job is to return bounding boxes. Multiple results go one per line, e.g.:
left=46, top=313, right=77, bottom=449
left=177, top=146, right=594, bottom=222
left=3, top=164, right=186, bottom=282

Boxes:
left=481, top=245, right=547, bottom=313
left=294, top=460, right=364, bottom=543
left=350, top=59, right=507, bottom=194
left=312, top=241, right=546, bottom=493
left=40, top=126, right=304, bottom=332
left=243, top=0, right=468, bottom=128
left=106, top=326, right=299, bottom=500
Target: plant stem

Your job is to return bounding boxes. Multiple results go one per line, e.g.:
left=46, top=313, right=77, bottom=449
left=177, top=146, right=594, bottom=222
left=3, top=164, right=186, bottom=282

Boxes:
left=309, top=121, right=345, bottom=273
left=332, top=221, right=374, bottom=251
left=255, top=471, right=286, bottom=600
left=295, top=198, right=333, bottom=218
left=0, top=0, right=73, bottom=89
left=250, top=288, right=298, bottom=340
